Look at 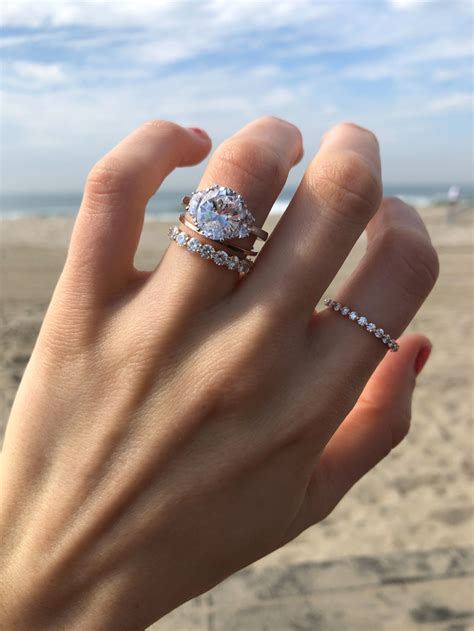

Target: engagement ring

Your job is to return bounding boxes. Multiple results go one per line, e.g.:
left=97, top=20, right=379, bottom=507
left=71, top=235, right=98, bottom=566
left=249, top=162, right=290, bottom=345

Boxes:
left=182, top=184, right=268, bottom=242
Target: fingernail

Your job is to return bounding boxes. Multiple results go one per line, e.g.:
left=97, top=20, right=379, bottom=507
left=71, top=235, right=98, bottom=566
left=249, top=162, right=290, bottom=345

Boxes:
left=415, top=345, right=432, bottom=375
left=188, top=127, right=209, bottom=139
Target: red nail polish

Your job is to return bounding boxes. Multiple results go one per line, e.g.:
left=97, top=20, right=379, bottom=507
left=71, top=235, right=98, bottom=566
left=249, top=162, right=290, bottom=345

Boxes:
left=189, top=127, right=208, bottom=138
left=415, top=345, right=432, bottom=375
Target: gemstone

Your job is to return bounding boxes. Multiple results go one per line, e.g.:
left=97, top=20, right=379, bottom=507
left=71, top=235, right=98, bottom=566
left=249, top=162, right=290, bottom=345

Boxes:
left=349, top=311, right=358, bottom=320
left=334, top=303, right=341, bottom=311
left=200, top=244, right=214, bottom=259
left=366, top=322, right=376, bottom=332
left=187, top=185, right=255, bottom=241
left=382, top=334, right=391, bottom=344
left=212, top=250, right=229, bottom=266
left=186, top=237, right=201, bottom=253
left=375, top=328, right=384, bottom=338
left=176, top=232, right=188, bottom=247
left=324, top=298, right=332, bottom=306
left=227, top=255, right=240, bottom=270
left=168, top=225, right=179, bottom=239
left=187, top=192, right=202, bottom=216
left=238, top=259, right=251, bottom=274
left=341, top=306, right=350, bottom=316
left=358, top=316, right=368, bottom=326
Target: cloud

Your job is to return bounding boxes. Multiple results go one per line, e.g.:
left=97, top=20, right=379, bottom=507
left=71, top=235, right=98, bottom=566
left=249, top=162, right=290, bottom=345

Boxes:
left=1, top=0, right=472, bottom=189
left=389, top=0, right=421, bottom=9
left=344, top=35, right=473, bottom=81
left=0, top=0, right=177, bottom=28
left=433, top=64, right=473, bottom=81
left=409, top=38, right=473, bottom=63
left=2, top=61, right=67, bottom=91
left=0, top=0, right=327, bottom=30
left=428, top=93, right=474, bottom=112
left=12, top=61, right=65, bottom=84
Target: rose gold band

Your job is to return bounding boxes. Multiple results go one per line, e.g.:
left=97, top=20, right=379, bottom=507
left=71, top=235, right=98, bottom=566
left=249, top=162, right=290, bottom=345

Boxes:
left=248, top=224, right=268, bottom=241
left=179, top=215, right=257, bottom=258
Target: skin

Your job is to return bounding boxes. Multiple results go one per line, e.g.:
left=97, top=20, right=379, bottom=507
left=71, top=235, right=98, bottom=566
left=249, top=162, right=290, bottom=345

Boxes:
left=0, top=117, right=439, bottom=630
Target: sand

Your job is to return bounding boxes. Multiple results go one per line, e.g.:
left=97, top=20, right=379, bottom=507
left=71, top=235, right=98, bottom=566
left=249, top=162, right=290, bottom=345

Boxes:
left=1, top=205, right=473, bottom=573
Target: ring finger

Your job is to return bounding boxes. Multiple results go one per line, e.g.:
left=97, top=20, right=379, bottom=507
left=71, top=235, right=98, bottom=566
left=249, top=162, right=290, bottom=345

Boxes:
left=313, top=197, right=439, bottom=398
left=243, top=123, right=382, bottom=321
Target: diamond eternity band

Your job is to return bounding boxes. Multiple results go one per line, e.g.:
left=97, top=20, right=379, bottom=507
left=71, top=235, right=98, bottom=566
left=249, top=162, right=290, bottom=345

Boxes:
left=324, top=298, right=399, bottom=352
left=168, top=226, right=252, bottom=274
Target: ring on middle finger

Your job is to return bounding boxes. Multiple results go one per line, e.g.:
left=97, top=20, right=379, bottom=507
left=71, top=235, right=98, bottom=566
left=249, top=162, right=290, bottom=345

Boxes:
left=178, top=215, right=257, bottom=257
left=182, top=184, right=269, bottom=243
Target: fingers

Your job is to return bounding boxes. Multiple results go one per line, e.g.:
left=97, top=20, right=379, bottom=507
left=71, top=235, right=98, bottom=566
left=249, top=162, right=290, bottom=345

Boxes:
left=243, top=122, right=382, bottom=320
left=153, top=116, right=303, bottom=307
left=299, top=333, right=432, bottom=528
left=64, top=121, right=211, bottom=298
left=312, top=197, right=439, bottom=388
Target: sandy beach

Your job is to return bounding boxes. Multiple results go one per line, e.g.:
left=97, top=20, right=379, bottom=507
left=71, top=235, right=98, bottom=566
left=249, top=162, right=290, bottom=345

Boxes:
left=1, top=205, right=473, bottom=627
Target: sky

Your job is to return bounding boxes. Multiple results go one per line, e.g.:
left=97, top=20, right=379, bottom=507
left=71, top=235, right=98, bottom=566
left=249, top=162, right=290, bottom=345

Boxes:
left=1, top=0, right=473, bottom=193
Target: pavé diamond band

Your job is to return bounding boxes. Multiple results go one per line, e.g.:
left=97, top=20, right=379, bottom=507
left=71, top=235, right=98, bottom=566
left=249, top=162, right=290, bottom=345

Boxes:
left=182, top=184, right=268, bottom=242
left=324, top=298, right=400, bottom=352
left=168, top=226, right=252, bottom=274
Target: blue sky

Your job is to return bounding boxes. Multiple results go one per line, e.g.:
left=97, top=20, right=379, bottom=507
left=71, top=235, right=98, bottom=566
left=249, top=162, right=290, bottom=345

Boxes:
left=1, top=0, right=473, bottom=193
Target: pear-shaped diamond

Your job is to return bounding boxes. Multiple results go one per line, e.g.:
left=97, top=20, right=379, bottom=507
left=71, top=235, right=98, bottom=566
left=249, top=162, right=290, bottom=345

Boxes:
left=187, top=185, right=255, bottom=241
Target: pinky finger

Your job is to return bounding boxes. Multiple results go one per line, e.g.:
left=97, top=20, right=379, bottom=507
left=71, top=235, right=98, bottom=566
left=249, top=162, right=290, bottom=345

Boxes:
left=292, top=333, right=431, bottom=532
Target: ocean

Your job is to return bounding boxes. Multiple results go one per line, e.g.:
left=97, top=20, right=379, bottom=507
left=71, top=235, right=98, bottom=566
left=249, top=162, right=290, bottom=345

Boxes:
left=1, top=184, right=472, bottom=220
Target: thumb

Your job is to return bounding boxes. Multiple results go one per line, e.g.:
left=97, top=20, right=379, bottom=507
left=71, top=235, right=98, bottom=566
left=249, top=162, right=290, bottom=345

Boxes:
left=302, top=333, right=432, bottom=526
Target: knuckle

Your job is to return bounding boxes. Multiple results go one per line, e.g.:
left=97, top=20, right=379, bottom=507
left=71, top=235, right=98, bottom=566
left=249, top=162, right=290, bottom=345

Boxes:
left=84, top=156, right=134, bottom=212
left=255, top=115, right=302, bottom=139
left=213, top=138, right=288, bottom=189
left=331, top=121, right=379, bottom=146
left=377, top=226, right=439, bottom=300
left=381, top=195, right=405, bottom=211
left=256, top=114, right=289, bottom=126
left=142, top=118, right=180, bottom=133
left=83, top=121, right=184, bottom=214
left=309, top=150, right=382, bottom=225
left=141, top=119, right=184, bottom=142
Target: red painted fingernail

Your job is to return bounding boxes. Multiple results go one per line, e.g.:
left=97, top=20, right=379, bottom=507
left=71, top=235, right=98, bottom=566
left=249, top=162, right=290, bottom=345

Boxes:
left=415, top=345, right=432, bottom=375
left=188, top=127, right=209, bottom=138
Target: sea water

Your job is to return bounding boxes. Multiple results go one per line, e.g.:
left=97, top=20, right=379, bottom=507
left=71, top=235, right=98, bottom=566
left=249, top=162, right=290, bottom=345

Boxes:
left=1, top=184, right=473, bottom=220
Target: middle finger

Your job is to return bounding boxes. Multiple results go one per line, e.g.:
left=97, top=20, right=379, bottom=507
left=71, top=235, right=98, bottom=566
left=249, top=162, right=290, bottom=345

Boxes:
left=155, top=116, right=303, bottom=306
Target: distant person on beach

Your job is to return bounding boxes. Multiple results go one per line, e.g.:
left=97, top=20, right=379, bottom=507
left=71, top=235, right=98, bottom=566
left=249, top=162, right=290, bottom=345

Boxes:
left=448, top=184, right=461, bottom=205
left=0, top=118, right=439, bottom=629
left=447, top=184, right=461, bottom=223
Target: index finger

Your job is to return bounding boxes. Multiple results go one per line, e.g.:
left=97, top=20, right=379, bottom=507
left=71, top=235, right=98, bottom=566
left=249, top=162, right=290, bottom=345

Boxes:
left=65, top=121, right=212, bottom=298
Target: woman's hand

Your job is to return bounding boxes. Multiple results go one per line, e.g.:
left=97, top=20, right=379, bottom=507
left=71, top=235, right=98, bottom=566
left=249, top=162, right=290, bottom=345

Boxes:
left=0, top=118, right=438, bottom=630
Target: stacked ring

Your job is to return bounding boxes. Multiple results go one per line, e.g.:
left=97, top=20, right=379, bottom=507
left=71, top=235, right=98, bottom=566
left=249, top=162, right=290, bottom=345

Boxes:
left=168, top=226, right=252, bottom=274
left=178, top=215, right=257, bottom=257
left=182, top=184, right=268, bottom=242
left=168, top=183, right=264, bottom=273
